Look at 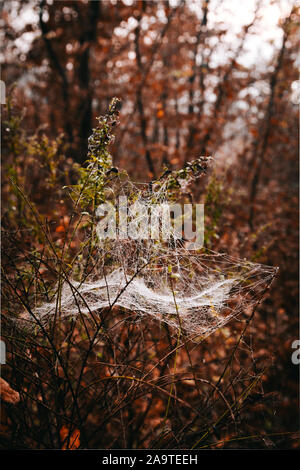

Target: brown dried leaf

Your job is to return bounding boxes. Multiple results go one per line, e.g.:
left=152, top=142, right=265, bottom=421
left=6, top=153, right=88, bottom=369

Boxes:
left=0, top=378, right=20, bottom=404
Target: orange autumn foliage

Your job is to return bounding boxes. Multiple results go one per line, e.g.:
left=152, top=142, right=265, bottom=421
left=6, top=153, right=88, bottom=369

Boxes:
left=60, top=425, right=80, bottom=450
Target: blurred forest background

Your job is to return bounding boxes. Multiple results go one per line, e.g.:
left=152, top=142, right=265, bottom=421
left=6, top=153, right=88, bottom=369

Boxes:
left=0, top=0, right=299, bottom=450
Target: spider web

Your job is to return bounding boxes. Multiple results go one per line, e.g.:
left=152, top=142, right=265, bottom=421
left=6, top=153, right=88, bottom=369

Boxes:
left=27, top=167, right=278, bottom=339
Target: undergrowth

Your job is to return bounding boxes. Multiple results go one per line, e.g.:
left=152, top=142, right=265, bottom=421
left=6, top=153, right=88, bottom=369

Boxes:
left=1, top=97, right=297, bottom=450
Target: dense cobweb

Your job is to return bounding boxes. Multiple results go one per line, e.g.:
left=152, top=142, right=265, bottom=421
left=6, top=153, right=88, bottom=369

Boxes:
left=27, top=164, right=278, bottom=339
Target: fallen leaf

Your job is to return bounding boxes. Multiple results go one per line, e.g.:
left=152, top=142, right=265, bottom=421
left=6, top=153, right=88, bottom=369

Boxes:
left=0, top=378, right=20, bottom=404
left=60, top=425, right=80, bottom=449
left=55, top=225, right=65, bottom=233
